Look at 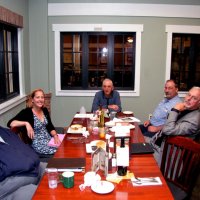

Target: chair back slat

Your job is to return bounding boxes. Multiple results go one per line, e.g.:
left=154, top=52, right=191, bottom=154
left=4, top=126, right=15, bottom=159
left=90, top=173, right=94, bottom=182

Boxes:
left=161, top=136, right=200, bottom=197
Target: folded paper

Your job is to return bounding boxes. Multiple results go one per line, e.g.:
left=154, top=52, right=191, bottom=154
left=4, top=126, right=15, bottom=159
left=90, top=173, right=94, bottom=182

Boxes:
left=48, top=134, right=65, bottom=147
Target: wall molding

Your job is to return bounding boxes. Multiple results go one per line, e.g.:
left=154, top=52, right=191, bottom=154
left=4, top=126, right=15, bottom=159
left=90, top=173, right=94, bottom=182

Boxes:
left=53, top=23, right=143, bottom=97
left=48, top=3, right=200, bottom=18
left=0, top=6, right=23, bottom=27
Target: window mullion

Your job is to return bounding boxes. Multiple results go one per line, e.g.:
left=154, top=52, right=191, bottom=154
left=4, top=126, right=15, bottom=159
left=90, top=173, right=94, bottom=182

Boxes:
left=82, top=33, right=88, bottom=89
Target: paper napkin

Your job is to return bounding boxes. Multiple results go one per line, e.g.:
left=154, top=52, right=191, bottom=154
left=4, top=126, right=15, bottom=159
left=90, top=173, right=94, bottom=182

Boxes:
left=131, top=177, right=162, bottom=186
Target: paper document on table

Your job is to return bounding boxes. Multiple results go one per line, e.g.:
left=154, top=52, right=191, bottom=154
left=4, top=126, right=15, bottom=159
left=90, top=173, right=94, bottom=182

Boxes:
left=131, top=177, right=162, bottom=186
left=47, top=134, right=65, bottom=147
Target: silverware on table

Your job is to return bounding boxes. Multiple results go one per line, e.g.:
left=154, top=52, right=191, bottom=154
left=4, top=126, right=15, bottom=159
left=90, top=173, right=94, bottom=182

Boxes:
left=132, top=177, right=159, bottom=184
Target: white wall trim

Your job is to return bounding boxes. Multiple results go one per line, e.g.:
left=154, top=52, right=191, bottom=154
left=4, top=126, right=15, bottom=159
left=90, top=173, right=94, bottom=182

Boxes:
left=165, top=25, right=200, bottom=97
left=18, top=28, right=25, bottom=96
left=48, top=3, right=200, bottom=18
left=0, top=28, right=26, bottom=115
left=0, top=95, right=26, bottom=115
left=53, top=24, right=143, bottom=97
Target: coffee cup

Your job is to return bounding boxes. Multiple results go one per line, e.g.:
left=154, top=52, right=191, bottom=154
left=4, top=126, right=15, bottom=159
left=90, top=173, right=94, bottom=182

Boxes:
left=84, top=171, right=101, bottom=186
left=46, top=168, right=58, bottom=189
left=60, top=171, right=74, bottom=188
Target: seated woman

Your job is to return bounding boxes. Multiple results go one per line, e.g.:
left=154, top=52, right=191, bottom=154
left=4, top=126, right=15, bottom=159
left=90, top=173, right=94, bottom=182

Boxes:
left=7, top=88, right=61, bottom=155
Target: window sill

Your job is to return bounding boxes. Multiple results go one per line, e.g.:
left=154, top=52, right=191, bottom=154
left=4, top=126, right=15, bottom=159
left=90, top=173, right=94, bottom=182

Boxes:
left=0, top=95, right=27, bottom=115
left=56, top=90, right=139, bottom=97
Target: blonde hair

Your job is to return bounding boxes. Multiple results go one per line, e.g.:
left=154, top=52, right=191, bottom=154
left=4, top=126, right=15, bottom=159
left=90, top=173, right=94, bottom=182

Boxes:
left=26, top=88, right=45, bottom=108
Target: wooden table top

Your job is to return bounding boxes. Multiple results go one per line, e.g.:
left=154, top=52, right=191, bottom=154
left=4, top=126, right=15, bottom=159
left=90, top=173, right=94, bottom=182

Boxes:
left=33, top=113, right=173, bottom=200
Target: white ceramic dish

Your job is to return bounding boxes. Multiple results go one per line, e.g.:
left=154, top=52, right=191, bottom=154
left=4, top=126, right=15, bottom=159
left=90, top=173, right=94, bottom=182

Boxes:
left=67, top=127, right=86, bottom=134
left=123, top=111, right=133, bottom=115
left=91, top=181, right=114, bottom=194
left=90, top=140, right=106, bottom=149
left=105, top=121, right=115, bottom=127
left=86, top=140, right=106, bottom=153
left=110, top=124, right=135, bottom=132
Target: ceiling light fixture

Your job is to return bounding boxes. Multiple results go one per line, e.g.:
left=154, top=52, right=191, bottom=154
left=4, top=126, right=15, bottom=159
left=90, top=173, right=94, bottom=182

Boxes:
left=127, top=37, right=133, bottom=43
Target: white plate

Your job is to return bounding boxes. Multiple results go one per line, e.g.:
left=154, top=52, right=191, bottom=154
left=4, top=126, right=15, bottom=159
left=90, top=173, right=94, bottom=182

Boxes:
left=91, top=181, right=114, bottom=194
left=67, top=127, right=86, bottom=134
left=123, top=111, right=133, bottom=115
left=90, top=140, right=106, bottom=149
left=110, top=124, right=135, bottom=132
left=86, top=140, right=106, bottom=153
left=105, top=121, right=115, bottom=127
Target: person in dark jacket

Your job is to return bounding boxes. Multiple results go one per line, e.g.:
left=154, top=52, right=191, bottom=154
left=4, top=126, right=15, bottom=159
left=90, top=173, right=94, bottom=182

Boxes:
left=0, top=126, right=43, bottom=199
left=91, top=78, right=122, bottom=113
left=7, top=88, right=61, bottom=155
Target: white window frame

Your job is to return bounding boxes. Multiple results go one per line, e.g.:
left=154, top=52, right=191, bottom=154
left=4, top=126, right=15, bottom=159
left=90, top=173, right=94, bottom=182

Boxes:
left=0, top=28, right=26, bottom=115
left=53, top=24, right=143, bottom=97
left=165, top=25, right=200, bottom=97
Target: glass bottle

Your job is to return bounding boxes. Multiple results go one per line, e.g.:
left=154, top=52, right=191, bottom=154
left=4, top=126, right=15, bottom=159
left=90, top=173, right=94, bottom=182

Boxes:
left=117, top=138, right=128, bottom=176
left=98, top=105, right=104, bottom=128
left=98, top=105, right=105, bottom=139
left=112, top=153, right=117, bottom=167
left=106, top=139, right=112, bottom=172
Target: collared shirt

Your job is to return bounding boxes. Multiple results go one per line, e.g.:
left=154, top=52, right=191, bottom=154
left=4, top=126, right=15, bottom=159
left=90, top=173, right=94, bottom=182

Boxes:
left=150, top=95, right=181, bottom=126
left=91, top=90, right=122, bottom=112
left=0, top=136, right=5, bottom=143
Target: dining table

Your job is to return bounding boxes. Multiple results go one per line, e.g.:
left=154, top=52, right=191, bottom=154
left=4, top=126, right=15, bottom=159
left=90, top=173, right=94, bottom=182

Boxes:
left=32, top=112, right=173, bottom=200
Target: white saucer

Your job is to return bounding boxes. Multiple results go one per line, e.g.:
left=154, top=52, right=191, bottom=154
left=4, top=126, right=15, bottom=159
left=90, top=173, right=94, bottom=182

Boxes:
left=123, top=111, right=133, bottom=115
left=110, top=124, right=135, bottom=132
left=91, top=181, right=114, bottom=194
left=90, top=140, right=106, bottom=148
left=86, top=140, right=106, bottom=153
left=105, top=121, right=115, bottom=127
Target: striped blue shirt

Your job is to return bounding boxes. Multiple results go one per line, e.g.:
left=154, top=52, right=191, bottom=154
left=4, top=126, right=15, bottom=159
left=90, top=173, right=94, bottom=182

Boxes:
left=150, top=95, right=181, bottom=126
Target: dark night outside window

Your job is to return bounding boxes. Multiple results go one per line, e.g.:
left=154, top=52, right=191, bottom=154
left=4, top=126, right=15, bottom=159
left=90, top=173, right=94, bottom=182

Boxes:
left=171, top=33, right=200, bottom=91
left=60, top=32, right=136, bottom=90
left=0, top=23, right=19, bottom=104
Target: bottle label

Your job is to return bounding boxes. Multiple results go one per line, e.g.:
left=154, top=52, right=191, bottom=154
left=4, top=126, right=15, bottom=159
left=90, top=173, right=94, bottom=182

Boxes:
left=116, top=146, right=129, bottom=166
left=112, top=158, right=117, bottom=167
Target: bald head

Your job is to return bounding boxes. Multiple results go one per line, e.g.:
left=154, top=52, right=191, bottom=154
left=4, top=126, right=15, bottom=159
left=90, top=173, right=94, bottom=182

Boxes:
left=184, top=86, right=200, bottom=110
left=102, top=78, right=114, bottom=97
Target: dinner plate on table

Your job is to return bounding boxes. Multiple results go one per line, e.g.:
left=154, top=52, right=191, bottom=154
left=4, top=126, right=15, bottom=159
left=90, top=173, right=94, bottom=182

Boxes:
left=91, top=181, right=114, bottom=194
left=123, top=111, right=133, bottom=115
left=86, top=140, right=106, bottom=153
left=67, top=125, right=86, bottom=134
left=105, top=121, right=115, bottom=128
left=109, top=124, right=135, bottom=132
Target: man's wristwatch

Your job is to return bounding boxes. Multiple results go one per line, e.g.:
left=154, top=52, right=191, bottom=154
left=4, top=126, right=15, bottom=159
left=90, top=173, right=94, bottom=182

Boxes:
left=171, top=108, right=180, bottom=113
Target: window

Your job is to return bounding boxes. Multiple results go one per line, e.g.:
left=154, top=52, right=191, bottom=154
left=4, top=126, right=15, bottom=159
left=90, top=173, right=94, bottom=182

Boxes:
left=166, top=25, right=200, bottom=94
left=60, top=32, right=135, bottom=90
left=0, top=23, right=19, bottom=103
left=53, top=24, right=143, bottom=96
left=171, top=33, right=200, bottom=91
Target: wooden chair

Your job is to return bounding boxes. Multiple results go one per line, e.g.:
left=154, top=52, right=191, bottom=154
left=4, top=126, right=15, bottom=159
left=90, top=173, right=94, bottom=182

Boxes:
left=160, top=136, right=200, bottom=199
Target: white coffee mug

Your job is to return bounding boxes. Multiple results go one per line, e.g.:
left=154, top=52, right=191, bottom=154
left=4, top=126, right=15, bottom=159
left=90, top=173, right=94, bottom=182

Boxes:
left=84, top=171, right=101, bottom=186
